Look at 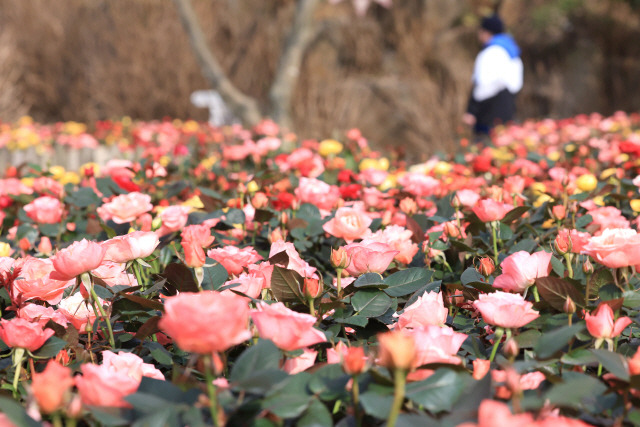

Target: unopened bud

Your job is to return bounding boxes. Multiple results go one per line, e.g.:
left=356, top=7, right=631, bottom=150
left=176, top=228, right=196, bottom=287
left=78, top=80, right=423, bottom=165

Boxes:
left=303, top=277, right=323, bottom=299
left=342, top=346, right=367, bottom=376
left=331, top=247, right=350, bottom=269
left=38, top=236, right=53, bottom=255
left=381, top=210, right=393, bottom=226
left=19, top=237, right=31, bottom=252
left=280, top=211, right=288, bottom=225
left=477, top=257, right=495, bottom=276
left=269, top=228, right=284, bottom=243
left=563, top=296, right=576, bottom=314
left=583, top=259, right=594, bottom=275
left=451, top=194, right=462, bottom=209
left=377, top=331, right=416, bottom=371
left=443, top=222, right=461, bottom=239
left=251, top=192, right=269, bottom=209
left=554, top=232, right=572, bottom=255
left=551, top=205, right=566, bottom=220
left=503, top=338, right=519, bottom=359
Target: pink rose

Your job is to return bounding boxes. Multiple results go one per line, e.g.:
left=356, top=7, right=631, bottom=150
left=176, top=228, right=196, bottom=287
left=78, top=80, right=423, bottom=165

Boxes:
left=222, top=272, right=264, bottom=299
left=283, top=349, right=318, bottom=374
left=581, top=228, right=640, bottom=269
left=493, top=251, right=552, bottom=293
left=156, top=205, right=191, bottom=235
left=207, top=246, right=263, bottom=277
left=397, top=173, right=440, bottom=197
left=473, top=292, right=539, bottom=329
left=587, top=206, right=630, bottom=235
left=58, top=292, right=104, bottom=333
left=251, top=302, right=327, bottom=351
left=102, top=231, right=160, bottom=263
left=472, top=199, right=513, bottom=222
left=364, top=225, right=418, bottom=265
left=409, top=325, right=467, bottom=368
left=159, top=291, right=251, bottom=354
left=294, top=177, right=340, bottom=212
left=323, top=206, right=373, bottom=243
left=12, top=257, right=73, bottom=305
left=342, top=240, right=398, bottom=276
left=585, top=303, right=632, bottom=341
left=394, top=291, right=448, bottom=329
left=557, top=228, right=591, bottom=254
left=97, top=192, right=153, bottom=224
left=17, top=303, right=68, bottom=328
left=51, top=239, right=106, bottom=280
left=268, top=241, right=318, bottom=279
left=24, top=196, right=64, bottom=224
left=92, top=261, right=137, bottom=287
left=454, top=189, right=481, bottom=209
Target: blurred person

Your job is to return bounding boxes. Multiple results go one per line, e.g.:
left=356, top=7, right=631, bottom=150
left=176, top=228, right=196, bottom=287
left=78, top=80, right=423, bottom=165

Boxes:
left=463, top=14, right=523, bottom=136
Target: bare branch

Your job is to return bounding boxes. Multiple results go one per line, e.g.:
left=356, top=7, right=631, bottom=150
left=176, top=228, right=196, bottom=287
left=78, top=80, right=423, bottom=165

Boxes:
left=173, top=0, right=262, bottom=126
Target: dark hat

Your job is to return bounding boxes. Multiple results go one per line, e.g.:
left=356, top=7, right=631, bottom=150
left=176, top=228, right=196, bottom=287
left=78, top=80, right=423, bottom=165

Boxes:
left=481, top=14, right=504, bottom=35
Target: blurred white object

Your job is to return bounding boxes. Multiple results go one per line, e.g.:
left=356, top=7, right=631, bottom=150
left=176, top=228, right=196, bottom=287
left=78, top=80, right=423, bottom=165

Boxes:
left=190, top=90, right=238, bottom=126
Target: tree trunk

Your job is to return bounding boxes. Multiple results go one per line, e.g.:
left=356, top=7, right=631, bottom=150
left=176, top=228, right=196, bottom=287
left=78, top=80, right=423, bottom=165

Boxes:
left=173, top=0, right=262, bottom=126
left=268, top=0, right=321, bottom=130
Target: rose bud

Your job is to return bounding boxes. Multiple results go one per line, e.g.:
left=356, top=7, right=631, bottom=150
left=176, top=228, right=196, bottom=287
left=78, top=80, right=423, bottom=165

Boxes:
left=563, top=296, right=576, bottom=314
left=554, top=231, right=572, bottom=255
left=399, top=198, right=417, bottom=216
left=477, top=257, right=495, bottom=277
left=331, top=247, right=350, bottom=270
left=251, top=192, right=269, bottom=209
left=342, top=346, right=367, bottom=376
left=583, top=259, right=594, bottom=275
left=303, top=277, right=323, bottom=300
left=551, top=205, right=566, bottom=220
left=377, top=331, right=416, bottom=371
left=503, top=338, right=519, bottom=359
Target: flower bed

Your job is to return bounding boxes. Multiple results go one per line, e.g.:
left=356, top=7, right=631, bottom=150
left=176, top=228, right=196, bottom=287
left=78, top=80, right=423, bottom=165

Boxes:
left=1, top=112, right=640, bottom=426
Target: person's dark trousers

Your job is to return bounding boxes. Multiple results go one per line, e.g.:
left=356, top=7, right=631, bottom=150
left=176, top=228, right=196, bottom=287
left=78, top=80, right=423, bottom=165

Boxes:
left=467, top=88, right=517, bottom=133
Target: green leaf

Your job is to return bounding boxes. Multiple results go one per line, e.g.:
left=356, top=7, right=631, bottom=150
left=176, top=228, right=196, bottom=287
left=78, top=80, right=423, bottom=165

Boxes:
left=575, top=214, right=593, bottom=230
left=38, top=223, right=60, bottom=237
left=297, top=398, right=333, bottom=427
left=544, top=372, right=607, bottom=408
left=262, top=372, right=313, bottom=418
left=360, top=387, right=394, bottom=419
left=460, top=267, right=483, bottom=286
left=353, top=272, right=387, bottom=289
left=509, top=238, right=538, bottom=254
left=233, top=369, right=289, bottom=395
left=534, top=323, right=585, bottom=359
left=297, top=203, right=322, bottom=221
left=0, top=397, right=41, bottom=427
left=66, top=187, right=100, bottom=208
left=150, top=346, right=173, bottom=365
left=120, top=294, right=164, bottom=311
left=501, top=206, right=530, bottom=224
left=384, top=268, right=433, bottom=297
left=591, top=349, right=630, bottom=381
left=230, top=340, right=282, bottom=383
left=514, top=329, right=541, bottom=348
left=270, top=266, right=304, bottom=303
left=561, top=348, right=598, bottom=365
left=535, top=277, right=585, bottom=311
left=32, top=336, right=67, bottom=358
left=308, top=364, right=350, bottom=401
left=201, top=261, right=229, bottom=291
left=405, top=281, right=442, bottom=307
left=405, top=369, right=464, bottom=413
left=136, top=377, right=200, bottom=404
left=87, top=407, right=130, bottom=426
left=550, top=256, right=566, bottom=277
left=351, top=290, right=393, bottom=318
left=396, top=414, right=441, bottom=427
left=623, top=290, right=640, bottom=309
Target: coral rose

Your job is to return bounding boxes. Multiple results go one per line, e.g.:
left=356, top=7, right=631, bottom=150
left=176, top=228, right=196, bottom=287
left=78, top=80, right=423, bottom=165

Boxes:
left=51, top=239, right=106, bottom=281
left=394, top=291, right=448, bottom=329
left=97, top=192, right=153, bottom=224
left=159, top=291, right=251, bottom=354
left=12, top=257, right=73, bottom=305
left=222, top=272, right=264, bottom=299
left=493, top=251, right=552, bottom=293
left=31, top=360, right=74, bottom=414
left=207, top=246, right=263, bottom=277
left=250, top=302, right=327, bottom=351
left=473, top=292, right=539, bottom=329
left=585, top=303, right=632, bottom=343
left=0, top=318, right=55, bottom=352
left=472, top=199, right=512, bottom=222
left=102, top=231, right=160, bottom=263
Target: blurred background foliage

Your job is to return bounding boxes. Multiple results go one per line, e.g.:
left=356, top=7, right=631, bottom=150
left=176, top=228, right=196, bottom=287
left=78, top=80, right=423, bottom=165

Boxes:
left=0, top=0, right=639, bottom=157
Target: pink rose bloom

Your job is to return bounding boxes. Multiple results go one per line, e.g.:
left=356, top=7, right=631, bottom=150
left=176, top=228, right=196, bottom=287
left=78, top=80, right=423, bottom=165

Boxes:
left=58, top=292, right=104, bottom=333
left=457, top=399, right=535, bottom=427
left=97, top=192, right=153, bottom=224
left=454, top=189, right=481, bottom=208
left=12, top=257, right=74, bottom=305
left=281, top=148, right=324, bottom=178
left=587, top=206, right=630, bottom=235
left=581, top=228, right=640, bottom=269
left=362, top=187, right=386, bottom=209
left=269, top=241, right=319, bottom=279
left=181, top=224, right=215, bottom=249
left=17, top=303, right=68, bottom=328
left=0, top=317, right=55, bottom=351
left=359, top=168, right=388, bottom=186
left=255, top=137, right=281, bottom=156
left=585, top=303, right=632, bottom=342
left=24, top=196, right=64, bottom=224
left=397, top=172, right=440, bottom=197
left=283, top=349, right=318, bottom=374
left=493, top=251, right=552, bottom=293
left=92, top=261, right=137, bottom=287
left=222, top=272, right=264, bottom=299
left=102, top=231, right=160, bottom=263
left=0, top=178, right=33, bottom=196
left=326, top=341, right=349, bottom=364
left=342, top=240, right=398, bottom=276
left=472, top=199, right=512, bottom=222
left=323, top=206, right=373, bottom=243
left=156, top=205, right=191, bottom=235
left=33, top=177, right=64, bottom=198
left=159, top=291, right=251, bottom=354
left=557, top=228, right=591, bottom=254
left=294, top=177, right=340, bottom=212
left=247, top=262, right=275, bottom=289
left=51, top=239, right=106, bottom=281
left=492, top=369, right=546, bottom=391
left=503, top=176, right=526, bottom=195
left=364, top=225, right=418, bottom=264
left=207, top=246, right=263, bottom=277
left=411, top=325, right=467, bottom=367
left=251, top=302, right=327, bottom=351
left=101, top=350, right=164, bottom=381
left=394, top=291, right=448, bottom=329
left=473, top=292, right=539, bottom=329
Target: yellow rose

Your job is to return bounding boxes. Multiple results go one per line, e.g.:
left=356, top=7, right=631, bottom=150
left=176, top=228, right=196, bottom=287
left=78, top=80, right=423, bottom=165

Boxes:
left=318, top=139, right=343, bottom=157
left=630, top=199, right=640, bottom=213
left=0, top=243, right=12, bottom=257
left=576, top=174, right=598, bottom=192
